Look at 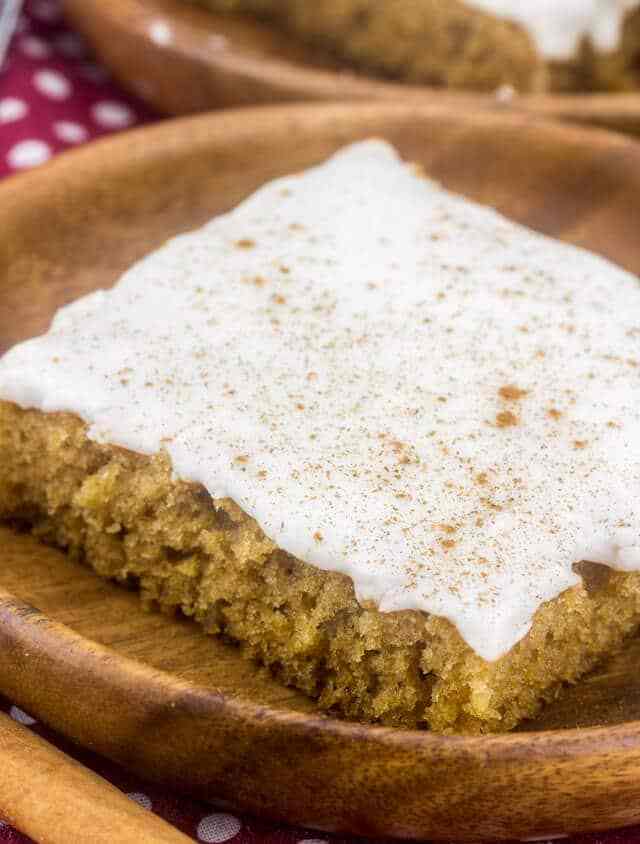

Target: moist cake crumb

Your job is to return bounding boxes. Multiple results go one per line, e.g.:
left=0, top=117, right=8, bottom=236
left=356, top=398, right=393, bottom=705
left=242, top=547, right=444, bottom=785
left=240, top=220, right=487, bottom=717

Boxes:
left=2, top=404, right=640, bottom=733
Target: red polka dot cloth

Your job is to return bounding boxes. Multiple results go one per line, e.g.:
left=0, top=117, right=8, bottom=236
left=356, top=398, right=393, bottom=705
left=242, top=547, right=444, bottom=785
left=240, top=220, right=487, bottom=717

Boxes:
left=2, top=3, right=640, bottom=844
left=0, top=0, right=158, bottom=175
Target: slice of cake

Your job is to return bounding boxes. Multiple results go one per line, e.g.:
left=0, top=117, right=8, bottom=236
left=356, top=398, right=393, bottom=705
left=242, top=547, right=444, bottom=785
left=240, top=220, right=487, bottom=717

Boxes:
left=189, top=0, right=640, bottom=92
left=190, top=0, right=544, bottom=92
left=2, top=141, right=640, bottom=734
left=467, top=0, right=640, bottom=91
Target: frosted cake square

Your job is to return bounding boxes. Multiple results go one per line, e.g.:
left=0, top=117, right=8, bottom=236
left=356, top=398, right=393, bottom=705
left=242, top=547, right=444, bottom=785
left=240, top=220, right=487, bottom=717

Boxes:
left=1, top=141, right=640, bottom=733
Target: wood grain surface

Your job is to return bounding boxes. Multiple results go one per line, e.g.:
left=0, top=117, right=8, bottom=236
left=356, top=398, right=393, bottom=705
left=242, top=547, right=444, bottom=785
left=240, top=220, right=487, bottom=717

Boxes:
left=1, top=104, right=640, bottom=841
left=62, top=0, right=640, bottom=135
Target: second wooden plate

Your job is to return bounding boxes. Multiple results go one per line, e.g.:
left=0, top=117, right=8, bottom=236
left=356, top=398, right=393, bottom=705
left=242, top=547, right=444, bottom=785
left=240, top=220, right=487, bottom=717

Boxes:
left=63, top=0, right=640, bottom=135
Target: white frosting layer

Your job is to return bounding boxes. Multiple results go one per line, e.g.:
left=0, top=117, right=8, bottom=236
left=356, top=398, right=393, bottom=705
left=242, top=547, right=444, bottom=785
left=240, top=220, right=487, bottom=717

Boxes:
left=466, top=0, right=639, bottom=59
left=2, top=140, right=640, bottom=662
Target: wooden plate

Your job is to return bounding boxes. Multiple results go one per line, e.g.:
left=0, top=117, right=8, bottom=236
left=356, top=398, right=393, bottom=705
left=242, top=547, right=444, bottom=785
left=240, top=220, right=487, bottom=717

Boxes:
left=2, top=103, right=640, bottom=841
left=62, top=0, right=640, bottom=136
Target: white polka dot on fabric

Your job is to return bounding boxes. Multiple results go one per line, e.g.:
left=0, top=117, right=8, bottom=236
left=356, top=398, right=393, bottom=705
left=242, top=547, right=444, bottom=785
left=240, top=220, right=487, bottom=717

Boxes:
left=54, top=120, right=87, bottom=144
left=149, top=19, right=173, bottom=46
left=33, top=68, right=72, bottom=101
left=297, top=839, right=329, bottom=844
left=30, top=0, right=62, bottom=22
left=127, top=792, right=153, bottom=811
left=0, top=97, right=28, bottom=124
left=196, top=813, right=242, bottom=843
left=9, top=705, right=37, bottom=726
left=92, top=100, right=135, bottom=129
left=20, top=35, right=52, bottom=60
left=7, top=140, right=52, bottom=170
left=53, top=32, right=86, bottom=58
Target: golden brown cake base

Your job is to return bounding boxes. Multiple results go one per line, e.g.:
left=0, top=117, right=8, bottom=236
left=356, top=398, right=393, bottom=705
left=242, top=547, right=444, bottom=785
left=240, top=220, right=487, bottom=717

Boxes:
left=192, top=0, right=640, bottom=93
left=193, top=0, right=544, bottom=93
left=2, top=401, right=640, bottom=734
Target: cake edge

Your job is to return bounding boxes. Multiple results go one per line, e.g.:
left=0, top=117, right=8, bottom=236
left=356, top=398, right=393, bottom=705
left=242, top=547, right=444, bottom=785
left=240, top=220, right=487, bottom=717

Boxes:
left=2, top=400, right=640, bottom=734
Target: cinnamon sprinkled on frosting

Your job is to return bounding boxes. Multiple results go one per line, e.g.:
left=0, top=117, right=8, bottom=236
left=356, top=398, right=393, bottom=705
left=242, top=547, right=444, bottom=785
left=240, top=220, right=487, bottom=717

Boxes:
left=499, top=385, right=528, bottom=401
left=2, top=140, right=640, bottom=661
left=495, top=410, right=519, bottom=428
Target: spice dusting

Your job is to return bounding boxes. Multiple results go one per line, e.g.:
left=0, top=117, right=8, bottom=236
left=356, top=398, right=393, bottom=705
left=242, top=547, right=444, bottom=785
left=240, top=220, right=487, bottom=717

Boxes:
left=4, top=140, right=640, bottom=664
left=498, top=385, right=528, bottom=401
left=496, top=411, right=518, bottom=428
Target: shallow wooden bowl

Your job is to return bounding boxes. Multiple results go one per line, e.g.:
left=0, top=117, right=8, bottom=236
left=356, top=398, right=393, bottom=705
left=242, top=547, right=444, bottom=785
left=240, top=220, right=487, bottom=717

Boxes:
left=62, top=0, right=640, bottom=136
left=2, top=103, right=640, bottom=841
